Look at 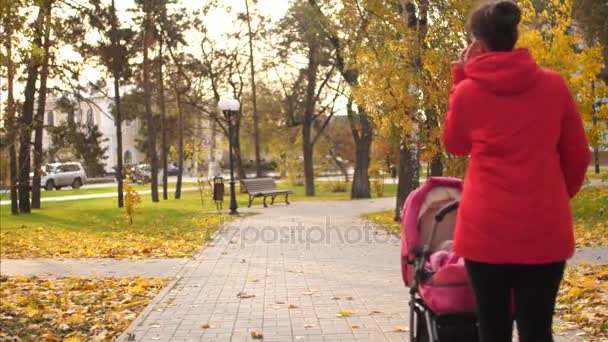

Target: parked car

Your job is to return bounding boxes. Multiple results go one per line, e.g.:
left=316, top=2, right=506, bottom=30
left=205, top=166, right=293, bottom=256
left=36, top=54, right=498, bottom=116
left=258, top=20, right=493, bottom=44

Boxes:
left=129, top=164, right=164, bottom=185
left=41, top=162, right=87, bottom=191
left=167, top=163, right=179, bottom=176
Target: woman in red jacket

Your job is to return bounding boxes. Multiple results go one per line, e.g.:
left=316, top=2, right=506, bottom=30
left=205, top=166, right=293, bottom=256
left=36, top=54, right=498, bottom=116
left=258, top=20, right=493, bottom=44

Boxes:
left=443, top=1, right=590, bottom=341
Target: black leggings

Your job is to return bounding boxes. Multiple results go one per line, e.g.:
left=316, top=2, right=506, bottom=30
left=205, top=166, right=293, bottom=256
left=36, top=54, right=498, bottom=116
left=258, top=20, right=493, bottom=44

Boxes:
left=465, top=260, right=566, bottom=342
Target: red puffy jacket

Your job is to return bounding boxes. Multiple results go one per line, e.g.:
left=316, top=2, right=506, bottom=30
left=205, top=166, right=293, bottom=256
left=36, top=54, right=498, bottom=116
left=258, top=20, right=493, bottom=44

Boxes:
left=443, top=48, right=590, bottom=264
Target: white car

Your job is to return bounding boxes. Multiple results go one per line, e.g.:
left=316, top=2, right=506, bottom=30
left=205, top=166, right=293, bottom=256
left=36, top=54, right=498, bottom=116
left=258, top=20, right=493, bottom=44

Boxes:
left=41, top=162, right=87, bottom=190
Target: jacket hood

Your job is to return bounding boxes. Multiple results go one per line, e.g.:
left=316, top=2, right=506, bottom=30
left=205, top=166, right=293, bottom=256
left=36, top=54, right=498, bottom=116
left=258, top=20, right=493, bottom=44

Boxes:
left=464, top=48, right=540, bottom=95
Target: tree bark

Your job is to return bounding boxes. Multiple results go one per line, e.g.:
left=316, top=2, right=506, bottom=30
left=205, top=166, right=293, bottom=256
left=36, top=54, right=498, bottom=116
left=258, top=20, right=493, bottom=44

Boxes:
left=302, top=122, right=315, bottom=196
left=303, top=39, right=319, bottom=196
left=18, top=8, right=45, bottom=213
left=158, top=34, right=168, bottom=199
left=394, top=139, right=420, bottom=221
left=110, top=0, right=124, bottom=208
left=232, top=121, right=246, bottom=181
left=347, top=102, right=372, bottom=199
left=591, top=81, right=600, bottom=174
left=32, top=1, right=52, bottom=209
left=174, top=92, right=184, bottom=199
left=427, top=110, right=443, bottom=177
left=244, top=0, right=262, bottom=178
left=143, top=1, right=159, bottom=202
left=3, top=11, right=19, bottom=215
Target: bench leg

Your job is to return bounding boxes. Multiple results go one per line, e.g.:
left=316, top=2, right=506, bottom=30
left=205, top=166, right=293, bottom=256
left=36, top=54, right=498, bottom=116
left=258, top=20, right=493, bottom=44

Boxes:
left=271, top=196, right=276, bottom=205
left=285, top=194, right=290, bottom=205
left=248, top=195, right=254, bottom=208
left=263, top=196, right=268, bottom=208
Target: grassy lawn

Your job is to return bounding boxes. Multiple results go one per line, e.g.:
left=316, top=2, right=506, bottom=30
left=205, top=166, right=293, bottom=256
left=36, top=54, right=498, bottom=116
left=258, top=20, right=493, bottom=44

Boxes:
left=0, top=181, right=396, bottom=259
left=25, top=182, right=198, bottom=199
left=0, top=276, right=169, bottom=341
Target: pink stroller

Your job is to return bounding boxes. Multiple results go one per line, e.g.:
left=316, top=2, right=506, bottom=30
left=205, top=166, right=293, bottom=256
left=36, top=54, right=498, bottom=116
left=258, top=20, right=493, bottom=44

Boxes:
left=401, top=177, right=478, bottom=342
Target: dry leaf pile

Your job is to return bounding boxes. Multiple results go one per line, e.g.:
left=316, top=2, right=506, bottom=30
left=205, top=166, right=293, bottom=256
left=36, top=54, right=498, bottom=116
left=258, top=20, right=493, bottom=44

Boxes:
left=0, top=215, right=228, bottom=259
left=0, top=276, right=168, bottom=341
left=556, top=263, right=608, bottom=339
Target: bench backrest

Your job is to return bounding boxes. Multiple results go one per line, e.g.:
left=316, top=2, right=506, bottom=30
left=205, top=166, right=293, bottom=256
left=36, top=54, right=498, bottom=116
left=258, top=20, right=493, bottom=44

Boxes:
left=241, top=178, right=278, bottom=193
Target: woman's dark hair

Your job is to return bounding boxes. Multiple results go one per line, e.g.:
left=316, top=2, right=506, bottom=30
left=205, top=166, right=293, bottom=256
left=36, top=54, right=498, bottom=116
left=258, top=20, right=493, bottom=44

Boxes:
left=468, top=0, right=522, bottom=52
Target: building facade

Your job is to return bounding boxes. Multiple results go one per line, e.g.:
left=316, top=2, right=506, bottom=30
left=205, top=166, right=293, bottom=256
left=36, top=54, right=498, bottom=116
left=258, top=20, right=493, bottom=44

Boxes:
left=43, top=97, right=143, bottom=174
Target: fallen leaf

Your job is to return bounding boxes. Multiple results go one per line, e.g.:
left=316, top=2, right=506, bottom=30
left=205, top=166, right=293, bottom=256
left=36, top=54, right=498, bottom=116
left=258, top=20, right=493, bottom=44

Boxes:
left=391, top=326, right=409, bottom=332
left=250, top=330, right=264, bottom=339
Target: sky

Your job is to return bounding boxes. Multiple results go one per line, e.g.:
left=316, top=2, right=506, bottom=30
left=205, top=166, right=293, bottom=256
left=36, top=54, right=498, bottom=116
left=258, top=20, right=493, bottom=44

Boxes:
left=1, top=0, right=290, bottom=103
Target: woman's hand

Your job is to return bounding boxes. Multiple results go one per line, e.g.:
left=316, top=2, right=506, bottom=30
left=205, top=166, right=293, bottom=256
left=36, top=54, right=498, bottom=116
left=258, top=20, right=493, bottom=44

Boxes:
left=453, top=40, right=486, bottom=69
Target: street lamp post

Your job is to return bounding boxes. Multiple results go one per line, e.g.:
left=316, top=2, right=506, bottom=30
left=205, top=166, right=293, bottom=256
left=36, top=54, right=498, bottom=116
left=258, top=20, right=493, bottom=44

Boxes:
left=218, top=98, right=240, bottom=215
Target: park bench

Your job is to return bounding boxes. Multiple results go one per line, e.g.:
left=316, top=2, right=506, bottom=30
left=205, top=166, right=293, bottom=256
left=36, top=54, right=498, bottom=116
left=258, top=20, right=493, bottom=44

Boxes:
left=240, top=178, right=293, bottom=208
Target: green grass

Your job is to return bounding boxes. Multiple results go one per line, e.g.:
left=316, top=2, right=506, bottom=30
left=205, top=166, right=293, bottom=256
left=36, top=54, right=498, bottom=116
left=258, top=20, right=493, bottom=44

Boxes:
left=364, top=185, right=608, bottom=247
left=0, top=181, right=397, bottom=258
left=33, top=182, right=199, bottom=198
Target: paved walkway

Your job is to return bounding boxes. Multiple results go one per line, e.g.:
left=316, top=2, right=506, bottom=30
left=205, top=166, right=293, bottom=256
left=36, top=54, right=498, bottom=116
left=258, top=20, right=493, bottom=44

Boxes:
left=120, top=198, right=411, bottom=342
left=115, top=198, right=589, bottom=342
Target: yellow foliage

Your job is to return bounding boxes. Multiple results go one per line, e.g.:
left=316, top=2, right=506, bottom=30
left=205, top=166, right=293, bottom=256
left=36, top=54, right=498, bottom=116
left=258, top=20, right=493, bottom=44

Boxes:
left=0, top=276, right=168, bottom=340
left=340, top=0, right=606, bottom=165
left=123, top=176, right=141, bottom=225
left=0, top=215, right=230, bottom=259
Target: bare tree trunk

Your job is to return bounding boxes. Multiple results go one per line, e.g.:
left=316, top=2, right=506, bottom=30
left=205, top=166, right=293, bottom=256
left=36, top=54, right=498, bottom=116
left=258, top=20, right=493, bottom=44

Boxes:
left=158, top=35, right=169, bottom=199
left=394, top=139, right=420, bottom=221
left=18, top=8, right=45, bottom=214
left=2, top=12, right=19, bottom=215
left=32, top=1, right=52, bottom=209
left=591, top=81, right=600, bottom=174
left=174, top=92, right=184, bottom=199
left=110, top=0, right=124, bottom=208
left=348, top=104, right=372, bottom=199
left=303, top=40, right=319, bottom=196
left=244, top=0, right=262, bottom=178
left=143, top=1, right=159, bottom=202
left=427, top=109, right=443, bottom=177
left=302, top=123, right=315, bottom=196
left=233, top=124, right=246, bottom=181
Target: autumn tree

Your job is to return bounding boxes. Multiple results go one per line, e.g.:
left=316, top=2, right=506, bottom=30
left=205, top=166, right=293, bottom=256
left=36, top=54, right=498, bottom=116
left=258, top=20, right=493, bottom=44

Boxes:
left=308, top=0, right=374, bottom=199
left=0, top=0, right=25, bottom=215
left=30, top=0, right=54, bottom=209
left=16, top=1, right=48, bottom=213
left=244, top=0, right=263, bottom=178
left=139, top=0, right=160, bottom=202
left=78, top=0, right=135, bottom=207
left=276, top=1, right=337, bottom=196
